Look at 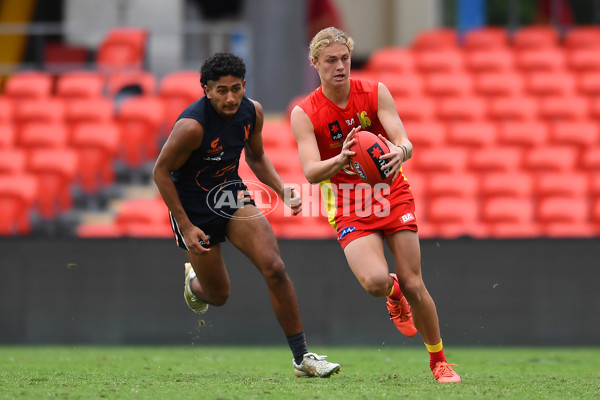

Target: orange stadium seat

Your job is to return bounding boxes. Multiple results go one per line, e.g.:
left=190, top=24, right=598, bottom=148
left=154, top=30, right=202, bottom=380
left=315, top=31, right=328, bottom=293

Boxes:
left=403, top=121, right=446, bottom=148
left=481, top=197, right=539, bottom=238
left=413, top=146, right=468, bottom=173
left=473, top=72, right=525, bottom=98
left=159, top=70, right=203, bottom=129
left=446, top=121, right=498, bottom=147
left=394, top=96, right=437, bottom=122
left=523, top=145, right=578, bottom=173
left=537, top=96, right=589, bottom=122
left=515, top=48, right=566, bottom=72
left=577, top=71, right=600, bottom=97
left=3, top=70, right=53, bottom=101
left=64, top=98, right=114, bottom=141
left=379, top=73, right=424, bottom=98
left=497, top=121, right=549, bottom=148
left=468, top=146, right=523, bottom=173
left=512, top=25, right=560, bottom=50
left=0, top=148, right=26, bottom=175
left=463, top=27, right=509, bottom=50
left=55, top=70, right=105, bottom=101
left=0, top=173, right=38, bottom=235
left=537, top=197, right=592, bottom=237
left=580, top=146, right=600, bottom=171
left=96, top=27, right=147, bottom=72
left=564, top=25, right=600, bottom=50
left=365, top=47, right=415, bottom=74
left=437, top=97, right=488, bottom=122
left=426, top=172, right=479, bottom=199
left=412, top=28, right=458, bottom=51
left=27, top=148, right=78, bottom=219
left=567, top=49, right=600, bottom=73
left=534, top=171, right=590, bottom=199
left=116, top=96, right=164, bottom=167
left=18, top=122, right=69, bottom=151
left=479, top=172, right=534, bottom=199
left=0, top=124, right=15, bottom=148
left=487, top=96, right=539, bottom=121
left=590, top=173, right=600, bottom=198
left=106, top=70, right=157, bottom=96
left=414, top=49, right=464, bottom=74
left=424, top=72, right=473, bottom=98
left=524, top=72, right=577, bottom=98
left=115, top=198, right=171, bottom=236
left=14, top=98, right=66, bottom=132
left=426, top=196, right=482, bottom=238
left=71, top=122, right=120, bottom=194
left=464, top=48, right=514, bottom=73
left=0, top=98, right=15, bottom=124
left=550, top=121, right=600, bottom=147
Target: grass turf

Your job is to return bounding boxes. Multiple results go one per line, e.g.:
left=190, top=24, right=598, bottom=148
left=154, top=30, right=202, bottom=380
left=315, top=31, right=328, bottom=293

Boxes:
left=0, top=346, right=599, bottom=399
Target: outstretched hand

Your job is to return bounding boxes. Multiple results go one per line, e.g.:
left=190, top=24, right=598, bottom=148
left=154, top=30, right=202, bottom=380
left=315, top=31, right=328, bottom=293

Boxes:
left=283, top=185, right=302, bottom=216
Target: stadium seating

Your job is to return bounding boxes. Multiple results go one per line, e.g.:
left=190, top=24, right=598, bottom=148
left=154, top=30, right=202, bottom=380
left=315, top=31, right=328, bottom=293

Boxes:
left=379, top=73, right=424, bottom=98
left=365, top=47, right=415, bottom=74
left=497, top=121, right=550, bottom=148
left=0, top=174, right=38, bottom=235
left=64, top=98, right=115, bottom=141
left=463, top=27, right=509, bottom=50
left=412, top=28, right=458, bottom=51
left=3, top=70, right=54, bottom=101
left=515, top=48, right=566, bottom=72
left=96, top=27, right=148, bottom=72
left=0, top=124, right=16, bottom=148
left=464, top=48, right=515, bottom=73
left=106, top=70, right=157, bottom=96
left=403, top=121, right=446, bottom=148
left=564, top=25, right=600, bottom=50
left=55, top=70, right=105, bottom=101
left=512, top=25, right=560, bottom=49
left=0, top=148, right=26, bottom=175
left=158, top=70, right=203, bottom=130
left=436, top=97, right=488, bottom=122
left=0, top=98, right=15, bottom=124
left=446, top=121, right=497, bottom=147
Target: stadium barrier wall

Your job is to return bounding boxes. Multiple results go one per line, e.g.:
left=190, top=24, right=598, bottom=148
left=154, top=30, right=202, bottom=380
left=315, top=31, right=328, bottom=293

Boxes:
left=1, top=238, right=598, bottom=346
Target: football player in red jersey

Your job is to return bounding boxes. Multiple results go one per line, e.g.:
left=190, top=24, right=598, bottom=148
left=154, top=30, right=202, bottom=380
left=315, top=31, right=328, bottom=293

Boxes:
left=291, top=27, right=461, bottom=383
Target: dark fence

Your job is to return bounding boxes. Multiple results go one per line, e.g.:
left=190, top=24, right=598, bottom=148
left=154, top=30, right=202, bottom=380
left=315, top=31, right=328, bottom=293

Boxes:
left=1, top=238, right=598, bottom=346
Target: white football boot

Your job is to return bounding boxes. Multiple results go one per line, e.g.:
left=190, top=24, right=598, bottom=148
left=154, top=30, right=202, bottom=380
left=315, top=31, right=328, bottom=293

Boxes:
left=293, top=353, right=340, bottom=378
left=184, top=263, right=208, bottom=314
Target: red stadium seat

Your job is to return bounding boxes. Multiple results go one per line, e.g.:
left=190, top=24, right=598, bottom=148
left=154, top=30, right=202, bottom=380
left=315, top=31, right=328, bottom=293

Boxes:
left=412, top=28, right=458, bottom=51
left=479, top=172, right=534, bottom=199
left=71, top=122, right=120, bottom=194
left=27, top=148, right=78, bottom=219
left=446, top=121, right=498, bottom=147
left=261, top=120, right=296, bottom=151
left=0, top=173, right=38, bottom=235
left=115, top=198, right=171, bottom=236
left=393, top=97, right=437, bottom=122
left=534, top=172, right=590, bottom=199
left=537, top=96, right=589, bottom=122
left=437, top=97, right=488, bottom=123
left=592, top=198, right=600, bottom=230
left=426, top=196, right=481, bottom=238
left=403, top=171, right=426, bottom=201
left=64, top=98, right=114, bottom=141
left=523, top=145, right=578, bottom=173
left=14, top=98, right=65, bottom=129
left=515, top=48, right=566, bottom=72
left=487, top=96, right=539, bottom=122
left=464, top=48, right=514, bottom=73
left=379, top=73, right=424, bottom=98
left=55, top=70, right=105, bottom=101
left=403, top=121, right=446, bottom=148
left=537, top=197, right=590, bottom=236
left=365, top=47, right=415, bottom=74
left=76, top=222, right=123, bottom=238
left=463, top=27, right=509, bottom=50
left=424, top=72, right=473, bottom=98
left=18, top=122, right=69, bottom=151
left=106, top=70, right=157, bottom=96
left=474, top=72, right=525, bottom=98
left=0, top=98, right=15, bottom=124
left=96, top=27, right=147, bottom=72
left=497, top=121, right=549, bottom=148
left=116, top=96, right=165, bottom=167
left=427, top=172, right=479, bottom=199
left=577, top=71, right=600, bottom=97
left=0, top=124, right=16, bottom=149
left=413, top=146, right=468, bottom=173
left=468, top=147, right=523, bottom=173
left=564, top=26, right=600, bottom=50
left=482, top=196, right=535, bottom=224
left=512, top=25, right=559, bottom=50
left=3, top=71, right=53, bottom=101
left=580, top=146, right=600, bottom=171
left=524, top=72, right=577, bottom=98
left=567, top=49, right=600, bottom=73
left=414, top=50, right=464, bottom=74
left=550, top=121, right=600, bottom=147
left=0, top=148, right=26, bottom=175
left=159, top=70, right=203, bottom=129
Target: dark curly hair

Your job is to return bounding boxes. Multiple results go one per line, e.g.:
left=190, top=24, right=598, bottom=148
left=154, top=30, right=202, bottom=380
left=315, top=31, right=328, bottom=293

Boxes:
left=200, top=52, right=246, bottom=87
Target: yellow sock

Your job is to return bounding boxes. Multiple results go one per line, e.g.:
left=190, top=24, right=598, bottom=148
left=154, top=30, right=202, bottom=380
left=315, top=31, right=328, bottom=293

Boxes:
left=425, top=340, right=443, bottom=353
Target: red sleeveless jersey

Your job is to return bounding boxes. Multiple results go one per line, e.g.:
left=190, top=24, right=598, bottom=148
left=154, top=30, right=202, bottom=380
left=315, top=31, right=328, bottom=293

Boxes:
left=297, top=78, right=413, bottom=225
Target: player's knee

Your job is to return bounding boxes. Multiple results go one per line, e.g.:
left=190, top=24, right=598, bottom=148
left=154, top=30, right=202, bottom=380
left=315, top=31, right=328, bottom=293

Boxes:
left=261, top=258, right=288, bottom=285
left=360, top=274, right=389, bottom=297
left=399, top=277, right=426, bottom=302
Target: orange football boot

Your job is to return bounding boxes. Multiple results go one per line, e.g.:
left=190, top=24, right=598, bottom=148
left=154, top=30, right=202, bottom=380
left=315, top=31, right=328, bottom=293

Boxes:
left=432, top=362, right=462, bottom=383
left=385, top=274, right=417, bottom=337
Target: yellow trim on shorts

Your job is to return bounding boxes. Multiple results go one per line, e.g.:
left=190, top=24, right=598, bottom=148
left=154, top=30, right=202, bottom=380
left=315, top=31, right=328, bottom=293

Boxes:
left=319, top=179, right=337, bottom=230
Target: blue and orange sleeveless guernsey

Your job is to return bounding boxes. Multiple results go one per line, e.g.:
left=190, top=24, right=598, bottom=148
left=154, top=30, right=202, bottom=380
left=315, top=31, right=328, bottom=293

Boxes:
left=297, top=78, right=416, bottom=245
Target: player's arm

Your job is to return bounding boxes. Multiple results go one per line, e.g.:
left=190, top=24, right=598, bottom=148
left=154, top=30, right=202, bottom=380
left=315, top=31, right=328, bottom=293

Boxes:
left=153, top=118, right=210, bottom=254
left=376, top=82, right=413, bottom=180
left=290, top=105, right=356, bottom=184
left=244, top=100, right=301, bottom=215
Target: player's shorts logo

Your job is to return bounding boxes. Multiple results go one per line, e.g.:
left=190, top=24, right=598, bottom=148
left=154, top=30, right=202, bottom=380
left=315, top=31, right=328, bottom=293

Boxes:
left=339, top=226, right=356, bottom=239
left=401, top=213, right=415, bottom=224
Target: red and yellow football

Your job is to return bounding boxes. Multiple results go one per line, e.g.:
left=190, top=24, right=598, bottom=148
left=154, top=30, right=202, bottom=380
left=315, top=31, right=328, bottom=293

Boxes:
left=349, top=130, right=393, bottom=186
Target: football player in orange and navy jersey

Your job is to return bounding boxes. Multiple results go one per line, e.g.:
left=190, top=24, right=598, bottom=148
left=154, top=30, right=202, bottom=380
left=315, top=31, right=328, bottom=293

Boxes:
left=291, top=28, right=461, bottom=383
left=154, top=52, right=339, bottom=378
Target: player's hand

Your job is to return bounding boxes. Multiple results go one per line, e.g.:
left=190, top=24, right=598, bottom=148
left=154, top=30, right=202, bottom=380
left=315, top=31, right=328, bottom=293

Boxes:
left=283, top=185, right=302, bottom=216
left=377, top=134, right=404, bottom=182
left=183, top=225, right=211, bottom=254
left=340, top=126, right=360, bottom=163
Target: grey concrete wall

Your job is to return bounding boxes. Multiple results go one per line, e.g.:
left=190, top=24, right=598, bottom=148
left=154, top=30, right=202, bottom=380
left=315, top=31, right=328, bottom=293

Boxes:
left=1, top=238, right=599, bottom=347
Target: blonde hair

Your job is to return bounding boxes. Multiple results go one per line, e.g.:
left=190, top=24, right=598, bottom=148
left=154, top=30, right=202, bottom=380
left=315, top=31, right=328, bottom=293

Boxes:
left=308, top=27, right=354, bottom=62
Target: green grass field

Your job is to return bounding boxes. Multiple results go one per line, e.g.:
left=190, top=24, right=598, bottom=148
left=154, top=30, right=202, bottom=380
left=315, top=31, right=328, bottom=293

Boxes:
left=1, top=346, right=599, bottom=399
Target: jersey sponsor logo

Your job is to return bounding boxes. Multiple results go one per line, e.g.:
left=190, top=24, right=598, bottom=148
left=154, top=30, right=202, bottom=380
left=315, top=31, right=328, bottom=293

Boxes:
left=345, top=118, right=355, bottom=126
left=367, top=143, right=391, bottom=179
left=207, top=137, right=224, bottom=155
left=400, top=212, right=415, bottom=224
left=339, top=226, right=356, bottom=239
left=328, top=120, right=343, bottom=141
